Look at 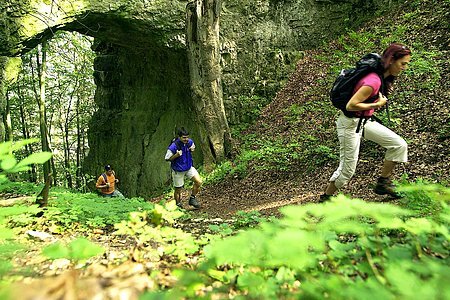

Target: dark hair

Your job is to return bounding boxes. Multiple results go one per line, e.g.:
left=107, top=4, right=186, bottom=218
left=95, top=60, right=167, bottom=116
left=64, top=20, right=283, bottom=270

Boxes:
left=381, top=43, right=412, bottom=94
left=177, top=127, right=189, bottom=137
left=382, top=43, right=411, bottom=70
left=105, top=165, right=112, bottom=171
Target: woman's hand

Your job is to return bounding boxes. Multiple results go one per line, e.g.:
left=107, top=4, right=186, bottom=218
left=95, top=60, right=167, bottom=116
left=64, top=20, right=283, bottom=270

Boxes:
left=376, top=92, right=388, bottom=109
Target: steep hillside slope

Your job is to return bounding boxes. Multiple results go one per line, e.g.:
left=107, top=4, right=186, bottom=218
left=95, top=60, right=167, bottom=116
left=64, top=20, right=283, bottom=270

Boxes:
left=196, top=0, right=450, bottom=217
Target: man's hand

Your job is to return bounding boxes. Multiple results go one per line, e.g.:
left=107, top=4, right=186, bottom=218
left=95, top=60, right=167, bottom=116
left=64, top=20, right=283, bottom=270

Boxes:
left=176, top=150, right=182, bottom=156
left=105, top=182, right=110, bottom=188
left=115, top=179, right=119, bottom=183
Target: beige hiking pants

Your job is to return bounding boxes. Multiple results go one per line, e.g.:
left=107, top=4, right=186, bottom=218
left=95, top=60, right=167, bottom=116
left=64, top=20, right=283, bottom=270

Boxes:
left=330, top=112, right=408, bottom=189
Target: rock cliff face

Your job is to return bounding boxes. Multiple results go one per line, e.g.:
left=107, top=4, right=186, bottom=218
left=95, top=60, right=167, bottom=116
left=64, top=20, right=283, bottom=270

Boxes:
left=84, top=41, right=200, bottom=197
left=0, top=0, right=397, bottom=196
left=219, top=0, right=395, bottom=125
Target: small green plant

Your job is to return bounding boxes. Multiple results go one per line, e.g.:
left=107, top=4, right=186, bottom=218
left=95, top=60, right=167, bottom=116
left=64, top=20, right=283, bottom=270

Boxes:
left=114, top=201, right=199, bottom=260
left=41, top=191, right=155, bottom=232
left=310, top=145, right=338, bottom=164
left=0, top=181, right=42, bottom=195
left=165, top=183, right=449, bottom=299
left=42, top=237, right=104, bottom=263
left=0, top=139, right=52, bottom=184
left=204, top=161, right=233, bottom=185
left=398, top=179, right=449, bottom=219
left=0, top=242, right=23, bottom=276
left=0, top=140, right=51, bottom=281
left=208, top=223, right=233, bottom=236
left=405, top=50, right=441, bottom=88
left=236, top=95, right=271, bottom=125
left=233, top=210, right=266, bottom=229
left=283, top=104, right=304, bottom=123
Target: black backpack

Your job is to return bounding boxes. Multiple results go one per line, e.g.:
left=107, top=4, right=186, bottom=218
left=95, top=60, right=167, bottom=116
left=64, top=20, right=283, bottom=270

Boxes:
left=101, top=170, right=115, bottom=185
left=330, top=53, right=385, bottom=118
left=169, top=137, right=184, bottom=151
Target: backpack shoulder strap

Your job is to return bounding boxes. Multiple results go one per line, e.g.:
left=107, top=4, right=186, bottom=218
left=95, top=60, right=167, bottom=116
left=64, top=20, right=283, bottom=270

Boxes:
left=175, top=139, right=184, bottom=151
left=102, top=173, right=108, bottom=183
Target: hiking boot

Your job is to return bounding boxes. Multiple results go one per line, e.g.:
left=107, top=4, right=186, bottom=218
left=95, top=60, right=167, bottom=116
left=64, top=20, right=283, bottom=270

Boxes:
left=374, top=177, right=402, bottom=199
left=188, top=195, right=201, bottom=209
left=319, top=194, right=332, bottom=203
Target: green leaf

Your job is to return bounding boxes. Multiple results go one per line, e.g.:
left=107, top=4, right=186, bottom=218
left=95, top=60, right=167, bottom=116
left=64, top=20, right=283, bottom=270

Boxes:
left=15, top=152, right=52, bottom=168
left=237, top=271, right=278, bottom=299
left=237, top=271, right=266, bottom=289
left=165, top=200, right=178, bottom=211
left=385, top=246, right=413, bottom=261
left=43, top=238, right=104, bottom=261
left=0, top=154, right=17, bottom=171
left=0, top=226, right=14, bottom=239
left=275, top=266, right=296, bottom=283
left=42, top=242, right=71, bottom=260
left=0, top=141, right=13, bottom=156
left=68, top=238, right=104, bottom=260
left=267, top=230, right=322, bottom=269
left=207, top=269, right=228, bottom=282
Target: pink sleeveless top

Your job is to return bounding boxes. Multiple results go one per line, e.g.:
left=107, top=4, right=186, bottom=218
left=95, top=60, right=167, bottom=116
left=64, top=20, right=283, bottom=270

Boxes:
left=353, top=72, right=381, bottom=117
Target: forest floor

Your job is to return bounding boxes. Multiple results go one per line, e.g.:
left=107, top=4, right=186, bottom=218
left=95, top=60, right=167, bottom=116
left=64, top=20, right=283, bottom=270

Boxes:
left=2, top=2, right=449, bottom=299
left=183, top=50, right=449, bottom=220
left=185, top=0, right=450, bottom=219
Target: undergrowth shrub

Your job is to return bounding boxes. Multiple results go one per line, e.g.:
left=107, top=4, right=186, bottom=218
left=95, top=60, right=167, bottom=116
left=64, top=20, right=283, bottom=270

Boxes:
left=0, top=140, right=51, bottom=281
left=151, top=183, right=449, bottom=299
left=0, top=205, right=40, bottom=278
left=204, top=161, right=233, bottom=185
left=42, top=191, right=155, bottom=232
left=0, top=181, right=42, bottom=195
left=114, top=201, right=201, bottom=260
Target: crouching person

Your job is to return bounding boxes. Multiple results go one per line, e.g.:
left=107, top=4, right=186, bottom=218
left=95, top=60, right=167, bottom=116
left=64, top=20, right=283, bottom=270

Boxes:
left=96, top=164, right=124, bottom=198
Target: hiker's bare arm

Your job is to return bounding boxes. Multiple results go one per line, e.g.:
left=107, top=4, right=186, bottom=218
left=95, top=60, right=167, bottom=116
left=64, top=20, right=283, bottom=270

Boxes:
left=96, top=179, right=108, bottom=189
left=97, top=181, right=109, bottom=189
left=346, top=86, right=387, bottom=111
left=167, top=150, right=182, bottom=161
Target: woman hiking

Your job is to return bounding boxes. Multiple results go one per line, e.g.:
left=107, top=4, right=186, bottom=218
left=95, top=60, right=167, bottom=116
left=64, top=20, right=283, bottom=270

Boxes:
left=321, top=43, right=412, bottom=201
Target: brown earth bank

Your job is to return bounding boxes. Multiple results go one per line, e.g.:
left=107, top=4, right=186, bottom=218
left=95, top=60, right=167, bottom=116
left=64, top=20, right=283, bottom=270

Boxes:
left=183, top=1, right=450, bottom=219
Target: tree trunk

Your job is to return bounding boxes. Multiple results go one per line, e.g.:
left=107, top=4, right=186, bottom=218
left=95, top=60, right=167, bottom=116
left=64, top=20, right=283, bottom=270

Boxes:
left=51, top=155, right=57, bottom=186
left=17, top=81, right=37, bottom=182
left=0, top=57, right=7, bottom=142
left=63, top=122, right=73, bottom=188
left=36, top=173, right=52, bottom=208
left=36, top=41, right=51, bottom=187
left=63, top=79, right=77, bottom=189
left=4, top=91, right=12, bottom=142
left=186, top=0, right=232, bottom=170
left=18, top=98, right=37, bottom=182
left=75, top=96, right=82, bottom=189
left=81, top=125, right=87, bottom=192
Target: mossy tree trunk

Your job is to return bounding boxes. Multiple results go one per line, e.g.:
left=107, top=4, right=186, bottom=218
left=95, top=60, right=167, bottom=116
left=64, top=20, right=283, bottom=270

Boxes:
left=4, top=92, right=12, bottom=141
left=35, top=41, right=51, bottom=189
left=0, top=57, right=7, bottom=142
left=186, top=0, right=232, bottom=170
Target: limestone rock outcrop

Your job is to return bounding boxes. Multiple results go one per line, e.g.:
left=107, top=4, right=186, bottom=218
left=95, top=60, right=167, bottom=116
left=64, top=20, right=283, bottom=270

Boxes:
left=0, top=0, right=398, bottom=197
